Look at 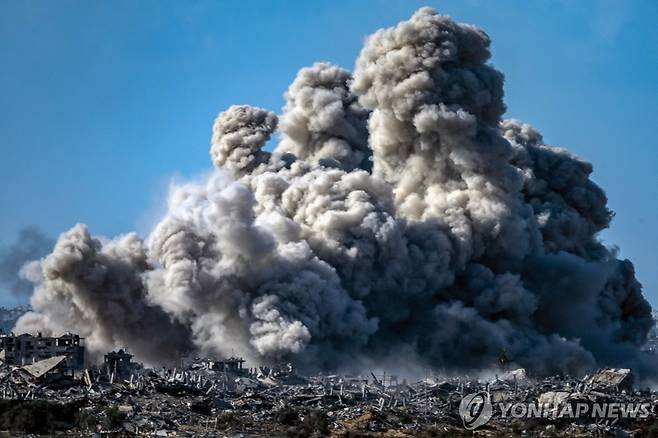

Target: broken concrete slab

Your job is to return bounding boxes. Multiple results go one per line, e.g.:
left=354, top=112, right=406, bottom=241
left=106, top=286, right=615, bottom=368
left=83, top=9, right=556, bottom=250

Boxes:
left=21, top=355, right=67, bottom=379
left=589, top=368, right=633, bottom=391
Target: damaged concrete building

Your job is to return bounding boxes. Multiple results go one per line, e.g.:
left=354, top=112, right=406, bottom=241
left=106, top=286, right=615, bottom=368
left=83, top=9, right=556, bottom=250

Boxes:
left=0, top=332, right=84, bottom=371
left=104, top=349, right=142, bottom=380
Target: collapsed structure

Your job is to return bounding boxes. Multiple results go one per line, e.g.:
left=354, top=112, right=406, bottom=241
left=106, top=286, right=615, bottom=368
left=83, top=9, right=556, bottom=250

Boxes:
left=0, top=327, right=653, bottom=435
left=0, top=348, right=655, bottom=437
left=13, top=8, right=654, bottom=379
left=0, top=332, right=84, bottom=371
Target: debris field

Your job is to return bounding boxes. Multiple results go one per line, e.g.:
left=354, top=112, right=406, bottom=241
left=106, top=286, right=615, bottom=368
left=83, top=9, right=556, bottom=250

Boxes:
left=1, top=352, right=658, bottom=437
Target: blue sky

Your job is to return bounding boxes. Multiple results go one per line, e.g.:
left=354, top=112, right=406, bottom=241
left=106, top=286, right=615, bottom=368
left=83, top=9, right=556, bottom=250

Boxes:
left=0, top=0, right=656, bottom=307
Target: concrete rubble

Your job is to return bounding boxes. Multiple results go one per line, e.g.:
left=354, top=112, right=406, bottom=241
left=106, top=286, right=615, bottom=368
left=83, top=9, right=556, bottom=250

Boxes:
left=0, top=353, right=655, bottom=437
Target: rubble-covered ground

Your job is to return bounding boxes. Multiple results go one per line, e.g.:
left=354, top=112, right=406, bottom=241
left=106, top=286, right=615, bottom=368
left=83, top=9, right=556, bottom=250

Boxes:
left=1, top=359, right=658, bottom=437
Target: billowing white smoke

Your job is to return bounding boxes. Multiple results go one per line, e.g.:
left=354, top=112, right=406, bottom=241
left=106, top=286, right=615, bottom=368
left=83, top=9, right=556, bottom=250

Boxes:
left=17, top=8, right=653, bottom=376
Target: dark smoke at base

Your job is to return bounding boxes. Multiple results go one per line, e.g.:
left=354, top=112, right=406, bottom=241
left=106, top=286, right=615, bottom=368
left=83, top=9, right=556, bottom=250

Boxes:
left=16, top=8, right=654, bottom=378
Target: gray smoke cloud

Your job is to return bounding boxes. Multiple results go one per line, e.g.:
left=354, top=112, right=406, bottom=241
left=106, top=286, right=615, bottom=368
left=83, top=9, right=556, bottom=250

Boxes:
left=0, top=227, right=53, bottom=298
left=275, top=62, right=371, bottom=172
left=16, top=8, right=654, bottom=377
left=15, top=224, right=191, bottom=364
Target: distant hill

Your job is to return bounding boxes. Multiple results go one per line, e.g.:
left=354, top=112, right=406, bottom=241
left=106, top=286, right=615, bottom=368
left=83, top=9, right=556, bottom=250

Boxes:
left=0, top=306, right=30, bottom=334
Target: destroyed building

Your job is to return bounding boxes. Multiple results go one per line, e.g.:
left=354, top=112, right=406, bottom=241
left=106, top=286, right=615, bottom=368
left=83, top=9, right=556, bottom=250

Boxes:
left=209, top=357, right=246, bottom=374
left=0, top=354, right=656, bottom=437
left=0, top=332, right=84, bottom=371
left=20, top=355, right=74, bottom=380
left=104, top=349, right=142, bottom=380
left=182, top=356, right=248, bottom=375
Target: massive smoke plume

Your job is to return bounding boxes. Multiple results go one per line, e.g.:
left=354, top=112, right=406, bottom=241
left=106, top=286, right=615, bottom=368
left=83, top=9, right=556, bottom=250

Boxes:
left=16, top=8, right=654, bottom=377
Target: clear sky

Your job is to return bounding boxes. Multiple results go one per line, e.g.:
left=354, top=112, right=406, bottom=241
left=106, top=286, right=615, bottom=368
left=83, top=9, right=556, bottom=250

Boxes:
left=0, top=0, right=656, bottom=307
